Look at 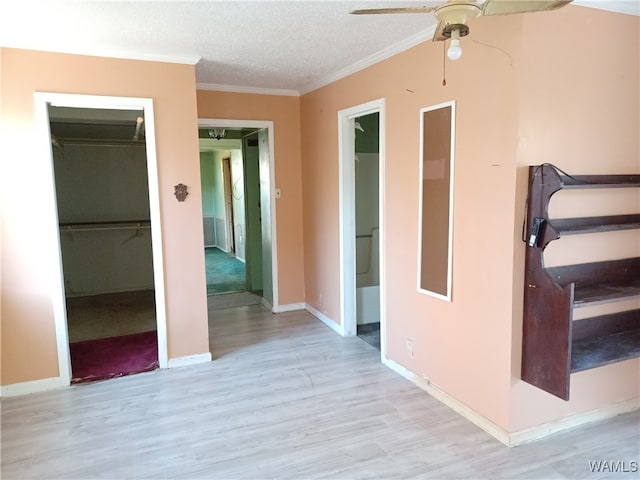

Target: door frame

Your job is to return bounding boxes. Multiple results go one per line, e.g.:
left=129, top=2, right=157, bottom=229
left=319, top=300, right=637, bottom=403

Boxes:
left=198, top=118, right=279, bottom=310
left=338, top=99, right=386, bottom=357
left=35, top=92, right=169, bottom=384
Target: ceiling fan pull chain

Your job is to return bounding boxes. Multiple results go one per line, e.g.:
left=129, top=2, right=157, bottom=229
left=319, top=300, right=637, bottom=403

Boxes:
left=442, top=41, right=447, bottom=86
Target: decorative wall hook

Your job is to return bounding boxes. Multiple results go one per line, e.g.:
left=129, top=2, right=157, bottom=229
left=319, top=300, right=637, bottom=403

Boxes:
left=174, top=183, right=188, bottom=202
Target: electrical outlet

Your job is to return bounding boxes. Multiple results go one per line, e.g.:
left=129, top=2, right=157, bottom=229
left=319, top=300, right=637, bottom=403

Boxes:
left=406, top=339, right=414, bottom=358
left=275, top=188, right=282, bottom=199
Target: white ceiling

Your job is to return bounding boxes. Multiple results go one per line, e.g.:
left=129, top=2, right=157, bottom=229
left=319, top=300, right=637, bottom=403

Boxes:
left=1, top=1, right=637, bottom=96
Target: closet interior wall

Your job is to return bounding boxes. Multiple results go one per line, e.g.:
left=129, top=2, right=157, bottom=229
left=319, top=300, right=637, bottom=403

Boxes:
left=51, top=110, right=154, bottom=298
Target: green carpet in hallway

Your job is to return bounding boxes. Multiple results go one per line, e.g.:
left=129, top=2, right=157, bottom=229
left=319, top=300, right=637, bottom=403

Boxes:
left=205, top=247, right=246, bottom=295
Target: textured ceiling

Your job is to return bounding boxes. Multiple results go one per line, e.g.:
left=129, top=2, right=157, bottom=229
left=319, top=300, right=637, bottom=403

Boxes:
left=1, top=1, right=638, bottom=95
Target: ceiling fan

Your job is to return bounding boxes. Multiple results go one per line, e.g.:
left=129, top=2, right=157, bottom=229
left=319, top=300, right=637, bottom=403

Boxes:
left=351, top=1, right=572, bottom=60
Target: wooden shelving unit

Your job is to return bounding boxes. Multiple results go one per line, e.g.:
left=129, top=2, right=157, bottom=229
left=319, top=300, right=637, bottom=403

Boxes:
left=521, top=164, right=640, bottom=400
left=550, top=214, right=640, bottom=235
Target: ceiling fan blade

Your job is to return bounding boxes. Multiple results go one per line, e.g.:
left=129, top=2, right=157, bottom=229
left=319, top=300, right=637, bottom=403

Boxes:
left=482, top=0, right=572, bottom=16
left=351, top=6, right=438, bottom=15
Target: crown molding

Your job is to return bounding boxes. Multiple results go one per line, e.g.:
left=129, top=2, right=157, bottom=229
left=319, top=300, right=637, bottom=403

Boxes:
left=300, top=25, right=437, bottom=95
left=197, top=24, right=437, bottom=97
left=6, top=45, right=202, bottom=65
left=196, top=82, right=300, bottom=97
left=94, top=50, right=201, bottom=65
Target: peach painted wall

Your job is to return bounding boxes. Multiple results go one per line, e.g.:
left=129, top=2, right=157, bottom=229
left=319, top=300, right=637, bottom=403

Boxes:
left=301, top=14, right=520, bottom=429
left=0, top=49, right=210, bottom=385
left=509, top=6, right=640, bottom=431
left=196, top=91, right=304, bottom=305
left=300, top=5, right=638, bottom=432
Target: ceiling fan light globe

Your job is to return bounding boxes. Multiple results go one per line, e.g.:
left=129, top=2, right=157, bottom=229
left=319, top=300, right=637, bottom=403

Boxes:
left=447, top=39, right=462, bottom=60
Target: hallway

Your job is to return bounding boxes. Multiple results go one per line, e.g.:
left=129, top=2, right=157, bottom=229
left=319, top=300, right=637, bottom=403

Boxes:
left=205, top=247, right=247, bottom=295
left=1, top=305, right=638, bottom=479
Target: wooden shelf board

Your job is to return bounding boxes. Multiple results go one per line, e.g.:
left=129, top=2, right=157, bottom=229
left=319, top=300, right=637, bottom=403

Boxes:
left=573, top=279, right=640, bottom=307
left=571, top=328, right=640, bottom=373
left=561, top=175, right=640, bottom=189
left=572, top=309, right=640, bottom=342
left=551, top=214, right=640, bottom=235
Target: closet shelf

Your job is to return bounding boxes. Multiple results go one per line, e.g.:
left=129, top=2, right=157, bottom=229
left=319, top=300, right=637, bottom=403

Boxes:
left=550, top=214, right=640, bottom=235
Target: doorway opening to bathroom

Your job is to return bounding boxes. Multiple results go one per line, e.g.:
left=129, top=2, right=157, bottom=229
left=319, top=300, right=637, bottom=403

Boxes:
left=354, top=112, right=381, bottom=351
left=198, top=120, right=277, bottom=313
left=338, top=99, right=385, bottom=357
left=38, top=93, right=168, bottom=386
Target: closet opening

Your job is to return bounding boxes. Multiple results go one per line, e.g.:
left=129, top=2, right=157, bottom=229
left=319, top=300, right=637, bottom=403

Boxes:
left=49, top=104, right=162, bottom=384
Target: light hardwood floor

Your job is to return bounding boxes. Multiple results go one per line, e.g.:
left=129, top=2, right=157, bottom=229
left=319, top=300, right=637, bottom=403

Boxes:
left=2, top=304, right=639, bottom=479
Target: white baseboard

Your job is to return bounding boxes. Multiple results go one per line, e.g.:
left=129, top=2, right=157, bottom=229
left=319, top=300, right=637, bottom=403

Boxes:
left=382, top=357, right=512, bottom=446
left=167, top=352, right=212, bottom=369
left=262, top=298, right=273, bottom=311
left=382, top=357, right=640, bottom=447
left=273, top=302, right=305, bottom=313
left=305, top=304, right=345, bottom=336
left=1, top=352, right=214, bottom=395
left=0, top=375, right=69, bottom=397
left=510, top=397, right=640, bottom=445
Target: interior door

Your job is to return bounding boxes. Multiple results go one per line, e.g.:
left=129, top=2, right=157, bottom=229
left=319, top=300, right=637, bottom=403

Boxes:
left=222, top=157, right=235, bottom=254
left=258, top=128, right=273, bottom=305
left=243, top=134, right=263, bottom=292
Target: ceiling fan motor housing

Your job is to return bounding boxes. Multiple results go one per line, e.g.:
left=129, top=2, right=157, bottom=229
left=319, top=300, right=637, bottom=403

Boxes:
left=435, top=2, right=481, bottom=37
left=443, top=23, right=470, bottom=38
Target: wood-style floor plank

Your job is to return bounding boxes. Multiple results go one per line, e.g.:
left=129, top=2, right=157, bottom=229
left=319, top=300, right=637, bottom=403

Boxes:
left=1, top=304, right=639, bottom=479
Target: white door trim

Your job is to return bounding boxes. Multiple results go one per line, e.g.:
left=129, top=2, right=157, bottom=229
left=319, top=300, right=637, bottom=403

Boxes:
left=337, top=99, right=386, bottom=358
left=34, top=92, right=169, bottom=384
left=198, top=118, right=279, bottom=310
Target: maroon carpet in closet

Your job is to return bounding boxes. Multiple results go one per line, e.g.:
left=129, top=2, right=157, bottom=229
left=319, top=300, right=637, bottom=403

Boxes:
left=70, top=330, right=158, bottom=384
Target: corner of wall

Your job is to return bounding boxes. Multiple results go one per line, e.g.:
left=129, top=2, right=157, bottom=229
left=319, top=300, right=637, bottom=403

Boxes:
left=305, top=304, right=344, bottom=336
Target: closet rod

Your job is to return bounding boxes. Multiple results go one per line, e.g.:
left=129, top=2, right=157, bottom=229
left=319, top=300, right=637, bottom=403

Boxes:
left=59, top=220, right=151, bottom=232
left=356, top=226, right=379, bottom=239
left=56, top=139, right=146, bottom=147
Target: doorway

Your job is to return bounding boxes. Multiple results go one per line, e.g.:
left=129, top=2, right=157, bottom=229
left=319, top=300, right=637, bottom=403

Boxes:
left=354, top=112, right=381, bottom=351
left=338, top=100, right=385, bottom=357
left=36, top=93, right=168, bottom=386
left=198, top=119, right=278, bottom=312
